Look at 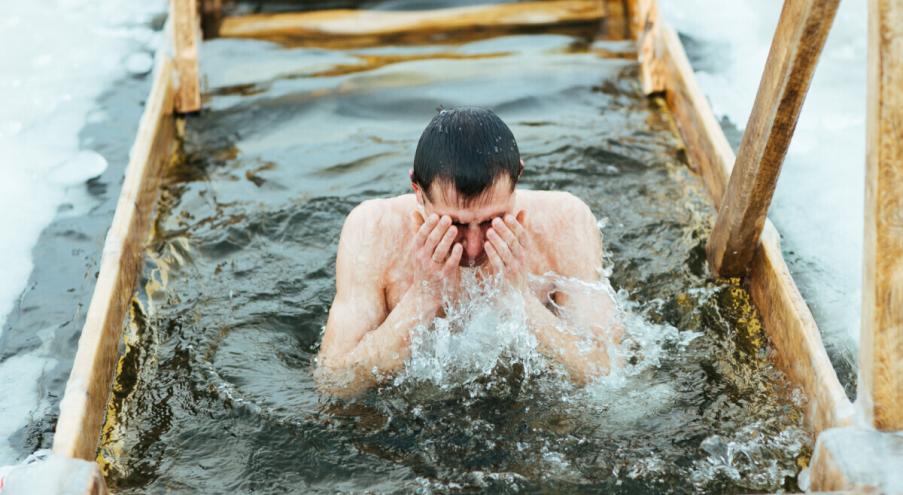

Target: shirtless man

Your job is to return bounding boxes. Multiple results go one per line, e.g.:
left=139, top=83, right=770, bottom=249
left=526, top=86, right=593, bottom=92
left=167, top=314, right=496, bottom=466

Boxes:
left=316, top=107, right=620, bottom=398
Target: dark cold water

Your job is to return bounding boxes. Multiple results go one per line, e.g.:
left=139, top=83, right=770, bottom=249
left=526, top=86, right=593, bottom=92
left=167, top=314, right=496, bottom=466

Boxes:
left=99, top=26, right=811, bottom=494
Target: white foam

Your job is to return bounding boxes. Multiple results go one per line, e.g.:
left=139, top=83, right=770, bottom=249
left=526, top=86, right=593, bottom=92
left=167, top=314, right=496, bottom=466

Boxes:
left=0, top=0, right=166, bottom=465
left=660, top=0, right=866, bottom=352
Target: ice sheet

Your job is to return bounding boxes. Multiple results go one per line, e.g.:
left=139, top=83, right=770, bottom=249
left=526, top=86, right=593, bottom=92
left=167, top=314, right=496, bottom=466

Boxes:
left=0, top=0, right=165, bottom=464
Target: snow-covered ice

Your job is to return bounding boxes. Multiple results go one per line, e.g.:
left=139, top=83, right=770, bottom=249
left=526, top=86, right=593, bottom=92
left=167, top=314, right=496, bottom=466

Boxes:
left=0, top=0, right=166, bottom=465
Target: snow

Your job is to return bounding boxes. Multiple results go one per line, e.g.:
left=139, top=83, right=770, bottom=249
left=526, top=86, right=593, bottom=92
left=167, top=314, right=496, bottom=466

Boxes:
left=0, top=0, right=166, bottom=465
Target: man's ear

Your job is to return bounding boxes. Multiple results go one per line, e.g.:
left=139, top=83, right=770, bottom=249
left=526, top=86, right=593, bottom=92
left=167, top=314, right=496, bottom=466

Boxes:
left=412, top=182, right=424, bottom=205
left=411, top=209, right=425, bottom=229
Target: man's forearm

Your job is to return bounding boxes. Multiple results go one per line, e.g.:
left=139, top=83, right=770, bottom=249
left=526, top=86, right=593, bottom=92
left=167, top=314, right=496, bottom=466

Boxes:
left=317, top=287, right=438, bottom=398
left=524, top=293, right=612, bottom=385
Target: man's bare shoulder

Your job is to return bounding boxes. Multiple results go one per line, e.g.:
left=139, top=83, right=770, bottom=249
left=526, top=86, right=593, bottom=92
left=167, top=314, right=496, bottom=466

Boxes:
left=518, top=190, right=596, bottom=231
left=343, top=194, right=417, bottom=231
left=338, top=195, right=416, bottom=269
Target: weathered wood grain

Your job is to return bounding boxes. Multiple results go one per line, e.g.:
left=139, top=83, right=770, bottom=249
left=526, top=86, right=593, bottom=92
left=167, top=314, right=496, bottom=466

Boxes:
left=172, top=0, right=201, bottom=113
left=861, top=0, right=903, bottom=431
left=219, top=1, right=605, bottom=47
left=52, top=55, right=176, bottom=461
left=707, top=0, right=840, bottom=277
left=629, top=1, right=853, bottom=436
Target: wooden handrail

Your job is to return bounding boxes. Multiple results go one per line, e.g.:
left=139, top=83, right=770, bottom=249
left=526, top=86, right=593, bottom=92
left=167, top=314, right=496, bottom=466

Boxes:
left=706, top=0, right=840, bottom=277
left=861, top=0, right=903, bottom=432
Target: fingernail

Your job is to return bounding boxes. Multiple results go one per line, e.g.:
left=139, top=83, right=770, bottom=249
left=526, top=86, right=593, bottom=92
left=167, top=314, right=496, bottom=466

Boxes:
left=493, top=217, right=503, bottom=227
left=505, top=214, right=515, bottom=223
left=429, top=213, right=439, bottom=222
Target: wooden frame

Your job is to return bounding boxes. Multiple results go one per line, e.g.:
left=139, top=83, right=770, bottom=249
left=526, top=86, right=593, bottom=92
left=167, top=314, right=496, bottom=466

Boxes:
left=52, top=44, right=177, bottom=462
left=46, top=0, right=888, bottom=491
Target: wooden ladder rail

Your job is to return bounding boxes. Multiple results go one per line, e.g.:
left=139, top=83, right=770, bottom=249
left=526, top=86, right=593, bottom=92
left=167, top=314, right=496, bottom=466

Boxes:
left=706, top=0, right=840, bottom=277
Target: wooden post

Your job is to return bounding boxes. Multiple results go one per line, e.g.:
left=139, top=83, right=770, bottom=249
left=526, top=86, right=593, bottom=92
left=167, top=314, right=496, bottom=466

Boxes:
left=706, top=0, right=839, bottom=277
left=860, top=0, right=903, bottom=431
left=171, top=0, right=201, bottom=113
left=200, top=0, right=222, bottom=39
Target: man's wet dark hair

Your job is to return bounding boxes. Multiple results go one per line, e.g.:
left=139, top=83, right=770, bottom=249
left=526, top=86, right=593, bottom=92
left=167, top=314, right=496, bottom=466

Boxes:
left=412, top=107, right=521, bottom=204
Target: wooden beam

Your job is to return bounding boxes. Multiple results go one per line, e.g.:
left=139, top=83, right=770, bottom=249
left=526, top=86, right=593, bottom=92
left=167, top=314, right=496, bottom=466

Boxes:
left=218, top=1, right=605, bottom=48
left=601, top=0, right=630, bottom=40
left=200, top=0, right=222, bottom=39
left=706, top=0, right=840, bottom=277
left=860, top=0, right=903, bottom=431
left=52, top=54, right=176, bottom=460
left=172, top=0, right=201, bottom=113
left=631, top=3, right=853, bottom=436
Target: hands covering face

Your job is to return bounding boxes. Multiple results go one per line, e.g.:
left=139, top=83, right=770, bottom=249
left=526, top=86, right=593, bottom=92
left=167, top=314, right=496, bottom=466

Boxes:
left=411, top=210, right=530, bottom=302
left=484, top=211, right=529, bottom=292
left=410, top=212, right=463, bottom=303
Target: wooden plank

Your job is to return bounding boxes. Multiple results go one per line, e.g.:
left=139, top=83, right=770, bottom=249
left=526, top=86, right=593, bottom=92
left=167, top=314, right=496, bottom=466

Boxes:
left=632, top=4, right=853, bottom=436
left=218, top=1, right=605, bottom=47
left=707, top=0, right=840, bottom=278
left=631, top=0, right=667, bottom=94
left=172, top=0, right=201, bottom=113
left=52, top=54, right=176, bottom=461
left=601, top=0, right=630, bottom=40
left=861, top=0, right=903, bottom=431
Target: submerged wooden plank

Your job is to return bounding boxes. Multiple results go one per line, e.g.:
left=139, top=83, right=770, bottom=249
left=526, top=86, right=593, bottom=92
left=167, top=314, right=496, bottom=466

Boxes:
left=52, top=55, right=176, bottom=461
left=219, top=1, right=605, bottom=46
left=708, top=0, right=840, bottom=277
left=632, top=2, right=853, bottom=435
left=861, top=0, right=903, bottom=431
left=172, top=0, right=201, bottom=113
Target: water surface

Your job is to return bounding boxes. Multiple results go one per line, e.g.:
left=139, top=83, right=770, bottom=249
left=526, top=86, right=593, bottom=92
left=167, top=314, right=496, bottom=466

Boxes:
left=101, top=31, right=810, bottom=493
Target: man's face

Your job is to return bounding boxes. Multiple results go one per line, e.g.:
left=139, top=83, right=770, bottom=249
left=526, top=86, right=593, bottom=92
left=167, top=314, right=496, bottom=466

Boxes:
left=417, top=178, right=516, bottom=267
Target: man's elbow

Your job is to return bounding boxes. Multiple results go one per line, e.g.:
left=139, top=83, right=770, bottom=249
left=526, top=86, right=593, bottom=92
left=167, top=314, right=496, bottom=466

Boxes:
left=313, top=355, right=372, bottom=400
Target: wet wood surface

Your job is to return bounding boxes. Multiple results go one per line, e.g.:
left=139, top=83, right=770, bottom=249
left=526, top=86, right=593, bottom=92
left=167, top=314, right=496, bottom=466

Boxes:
left=861, top=0, right=903, bottom=432
left=172, top=0, right=201, bottom=112
left=707, top=0, right=840, bottom=277
left=52, top=53, right=176, bottom=461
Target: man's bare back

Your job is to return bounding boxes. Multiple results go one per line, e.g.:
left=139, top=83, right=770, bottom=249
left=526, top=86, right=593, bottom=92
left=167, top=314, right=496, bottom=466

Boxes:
left=315, top=108, right=620, bottom=398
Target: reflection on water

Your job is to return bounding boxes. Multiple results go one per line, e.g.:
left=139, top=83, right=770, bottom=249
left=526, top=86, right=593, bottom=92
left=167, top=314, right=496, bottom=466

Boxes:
left=100, top=31, right=810, bottom=493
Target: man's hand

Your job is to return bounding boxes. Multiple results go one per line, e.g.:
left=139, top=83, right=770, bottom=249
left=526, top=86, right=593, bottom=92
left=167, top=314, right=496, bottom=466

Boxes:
left=485, top=211, right=529, bottom=292
left=411, top=211, right=463, bottom=304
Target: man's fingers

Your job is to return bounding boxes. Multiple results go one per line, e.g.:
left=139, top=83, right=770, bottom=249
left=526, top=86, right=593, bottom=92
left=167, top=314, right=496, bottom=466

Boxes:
left=444, top=243, right=463, bottom=271
left=485, top=241, right=505, bottom=273
left=433, top=225, right=458, bottom=262
left=505, top=213, right=527, bottom=241
left=425, top=215, right=452, bottom=251
left=493, top=217, right=523, bottom=258
left=414, top=213, right=439, bottom=247
left=487, top=228, right=514, bottom=265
